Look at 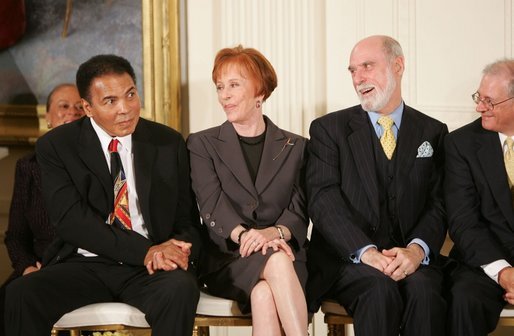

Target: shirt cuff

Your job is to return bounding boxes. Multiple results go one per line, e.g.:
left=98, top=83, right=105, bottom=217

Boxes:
left=408, top=239, right=430, bottom=265
left=482, top=259, right=512, bottom=283
left=350, top=244, right=377, bottom=263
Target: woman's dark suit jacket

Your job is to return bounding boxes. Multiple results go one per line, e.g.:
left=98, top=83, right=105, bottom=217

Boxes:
left=187, top=116, right=309, bottom=277
left=5, top=153, right=54, bottom=280
left=1, top=153, right=54, bottom=336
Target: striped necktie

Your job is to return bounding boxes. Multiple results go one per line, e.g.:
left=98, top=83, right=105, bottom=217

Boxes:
left=108, top=139, right=132, bottom=230
left=378, top=116, right=396, bottom=160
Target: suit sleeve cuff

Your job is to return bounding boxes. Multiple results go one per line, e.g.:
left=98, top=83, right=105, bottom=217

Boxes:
left=408, top=239, right=430, bottom=265
left=350, top=244, right=377, bottom=263
left=482, top=259, right=512, bottom=283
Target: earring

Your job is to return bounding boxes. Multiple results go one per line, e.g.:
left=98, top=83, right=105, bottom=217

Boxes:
left=47, top=122, right=52, bottom=129
left=256, top=100, right=261, bottom=108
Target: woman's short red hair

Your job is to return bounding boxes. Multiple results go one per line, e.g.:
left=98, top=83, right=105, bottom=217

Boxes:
left=212, top=45, right=277, bottom=101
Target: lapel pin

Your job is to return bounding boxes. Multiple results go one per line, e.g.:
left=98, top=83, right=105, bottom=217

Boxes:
left=273, top=138, right=295, bottom=161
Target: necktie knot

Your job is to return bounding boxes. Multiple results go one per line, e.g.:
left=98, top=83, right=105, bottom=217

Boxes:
left=377, top=116, right=396, bottom=160
left=505, top=138, right=514, bottom=161
left=378, top=116, right=394, bottom=129
left=507, top=138, right=514, bottom=150
left=109, top=139, right=120, bottom=153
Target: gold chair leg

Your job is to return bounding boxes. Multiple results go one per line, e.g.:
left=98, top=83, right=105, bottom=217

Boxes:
left=197, top=326, right=209, bottom=336
left=327, top=323, right=335, bottom=336
left=339, top=324, right=346, bottom=336
left=70, top=330, right=81, bottom=336
left=327, top=323, right=346, bottom=336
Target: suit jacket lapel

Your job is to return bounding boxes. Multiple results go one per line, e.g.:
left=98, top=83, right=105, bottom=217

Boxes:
left=348, top=109, right=380, bottom=217
left=132, top=120, right=156, bottom=236
left=255, top=117, right=294, bottom=194
left=395, top=106, right=424, bottom=200
left=210, top=121, right=257, bottom=197
left=78, top=118, right=113, bottom=210
left=477, top=128, right=514, bottom=228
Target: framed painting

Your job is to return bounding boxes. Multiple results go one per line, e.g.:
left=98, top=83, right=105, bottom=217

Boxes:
left=0, top=0, right=181, bottom=145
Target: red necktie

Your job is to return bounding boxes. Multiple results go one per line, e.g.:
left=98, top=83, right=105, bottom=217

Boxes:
left=108, top=139, right=132, bottom=230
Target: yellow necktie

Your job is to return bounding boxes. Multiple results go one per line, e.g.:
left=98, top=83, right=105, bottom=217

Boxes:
left=504, top=138, right=514, bottom=189
left=378, top=116, right=396, bottom=160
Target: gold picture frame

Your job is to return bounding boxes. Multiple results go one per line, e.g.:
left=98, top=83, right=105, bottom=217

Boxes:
left=142, top=0, right=182, bottom=131
left=0, top=0, right=182, bottom=146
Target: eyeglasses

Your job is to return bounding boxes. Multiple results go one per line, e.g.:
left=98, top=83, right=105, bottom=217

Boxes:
left=472, top=92, right=514, bottom=110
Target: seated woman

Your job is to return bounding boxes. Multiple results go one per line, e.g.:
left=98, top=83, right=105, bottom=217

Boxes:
left=187, top=45, right=309, bottom=336
left=1, top=83, right=84, bottom=336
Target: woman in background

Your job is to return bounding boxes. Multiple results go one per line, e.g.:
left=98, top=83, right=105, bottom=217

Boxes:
left=187, top=45, right=309, bottom=336
left=0, top=83, right=84, bottom=336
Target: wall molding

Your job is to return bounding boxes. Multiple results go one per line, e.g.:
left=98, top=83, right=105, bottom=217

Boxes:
left=0, top=105, right=39, bottom=146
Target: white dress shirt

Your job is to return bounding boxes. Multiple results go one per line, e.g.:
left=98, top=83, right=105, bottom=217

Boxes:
left=77, top=118, right=148, bottom=257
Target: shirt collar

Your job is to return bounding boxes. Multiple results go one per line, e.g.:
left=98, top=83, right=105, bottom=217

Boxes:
left=89, top=117, right=132, bottom=154
left=499, top=132, right=512, bottom=151
left=366, top=101, right=404, bottom=129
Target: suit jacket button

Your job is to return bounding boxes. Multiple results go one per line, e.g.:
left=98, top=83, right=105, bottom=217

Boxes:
left=205, top=213, right=211, bottom=219
left=217, top=228, right=222, bottom=234
left=371, top=226, right=377, bottom=232
left=210, top=221, right=216, bottom=227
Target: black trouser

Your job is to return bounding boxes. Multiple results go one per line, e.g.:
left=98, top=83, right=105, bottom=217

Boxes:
left=445, top=262, right=505, bottom=336
left=5, top=256, right=199, bottom=336
left=329, top=263, right=446, bottom=336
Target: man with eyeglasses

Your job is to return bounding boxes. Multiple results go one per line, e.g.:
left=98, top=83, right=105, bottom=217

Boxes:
left=444, top=59, right=514, bottom=335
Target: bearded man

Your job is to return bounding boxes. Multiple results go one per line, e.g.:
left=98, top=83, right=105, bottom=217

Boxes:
left=305, top=35, right=448, bottom=336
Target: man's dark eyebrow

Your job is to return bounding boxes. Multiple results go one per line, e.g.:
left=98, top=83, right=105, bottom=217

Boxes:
left=102, top=95, right=116, bottom=102
left=348, top=61, right=375, bottom=71
left=125, top=86, right=136, bottom=94
left=101, top=86, right=136, bottom=102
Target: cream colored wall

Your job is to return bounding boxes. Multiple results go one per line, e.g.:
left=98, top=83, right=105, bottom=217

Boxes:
left=185, top=0, right=514, bottom=335
left=323, top=0, right=513, bottom=132
left=187, top=0, right=513, bottom=133
left=186, top=0, right=326, bottom=137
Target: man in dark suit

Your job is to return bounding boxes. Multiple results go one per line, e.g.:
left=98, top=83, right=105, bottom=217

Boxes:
left=306, top=35, right=447, bottom=336
left=4, top=54, right=201, bottom=336
left=445, top=59, right=514, bottom=335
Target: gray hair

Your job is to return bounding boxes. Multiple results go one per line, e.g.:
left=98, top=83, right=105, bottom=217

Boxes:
left=381, top=35, right=404, bottom=62
left=483, top=59, right=514, bottom=97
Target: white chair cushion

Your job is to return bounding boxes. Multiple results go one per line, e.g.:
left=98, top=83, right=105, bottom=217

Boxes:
left=501, top=304, right=514, bottom=317
left=53, top=302, right=149, bottom=328
left=54, top=291, right=246, bottom=329
left=196, top=291, right=247, bottom=316
left=320, top=300, right=348, bottom=316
